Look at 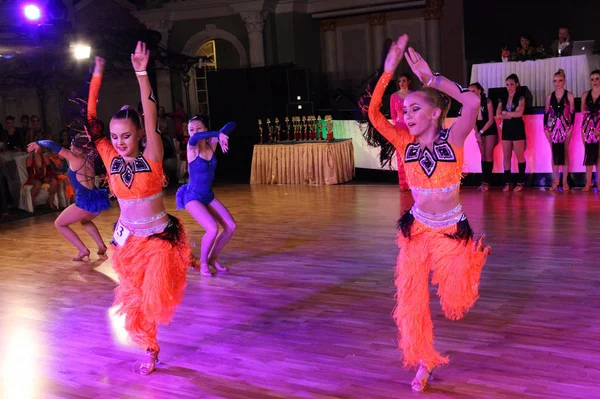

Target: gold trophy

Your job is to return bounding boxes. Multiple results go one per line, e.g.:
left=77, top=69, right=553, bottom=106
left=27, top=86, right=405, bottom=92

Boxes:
left=275, top=117, right=281, bottom=142
left=258, top=119, right=263, bottom=144
left=316, top=115, right=323, bottom=140
left=309, top=116, right=316, bottom=140
left=301, top=116, right=307, bottom=140
left=325, top=115, right=334, bottom=142
left=266, top=118, right=273, bottom=143
left=285, top=116, right=291, bottom=141
left=293, top=116, right=299, bottom=140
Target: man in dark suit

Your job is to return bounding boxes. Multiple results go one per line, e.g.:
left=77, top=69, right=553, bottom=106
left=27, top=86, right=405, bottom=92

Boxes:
left=551, top=26, right=573, bottom=57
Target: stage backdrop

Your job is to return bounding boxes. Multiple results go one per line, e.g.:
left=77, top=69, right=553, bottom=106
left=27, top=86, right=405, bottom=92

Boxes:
left=334, top=113, right=587, bottom=174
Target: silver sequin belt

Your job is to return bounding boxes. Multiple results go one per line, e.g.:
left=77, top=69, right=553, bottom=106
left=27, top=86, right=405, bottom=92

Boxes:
left=411, top=204, right=465, bottom=229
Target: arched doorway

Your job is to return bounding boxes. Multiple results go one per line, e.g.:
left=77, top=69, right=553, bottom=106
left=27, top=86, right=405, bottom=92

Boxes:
left=195, top=39, right=243, bottom=117
left=182, top=25, right=248, bottom=119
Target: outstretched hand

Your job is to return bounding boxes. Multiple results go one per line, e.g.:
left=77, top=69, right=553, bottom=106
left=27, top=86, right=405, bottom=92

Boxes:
left=219, top=133, right=229, bottom=153
left=131, top=41, right=150, bottom=72
left=27, top=142, right=40, bottom=153
left=384, top=34, right=408, bottom=74
left=93, top=56, right=105, bottom=76
left=405, top=47, right=433, bottom=84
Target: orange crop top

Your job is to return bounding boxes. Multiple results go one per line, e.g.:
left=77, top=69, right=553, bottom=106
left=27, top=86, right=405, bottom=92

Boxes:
left=368, top=72, right=463, bottom=190
left=89, top=74, right=163, bottom=200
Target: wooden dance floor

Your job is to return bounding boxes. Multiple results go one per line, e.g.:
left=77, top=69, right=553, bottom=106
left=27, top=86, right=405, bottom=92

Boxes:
left=0, top=184, right=598, bottom=399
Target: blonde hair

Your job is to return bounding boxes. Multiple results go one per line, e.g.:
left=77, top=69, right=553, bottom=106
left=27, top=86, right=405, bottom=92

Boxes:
left=554, top=69, right=565, bottom=78
left=417, top=87, right=451, bottom=130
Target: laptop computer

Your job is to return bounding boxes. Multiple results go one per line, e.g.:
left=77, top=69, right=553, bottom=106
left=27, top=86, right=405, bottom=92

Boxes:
left=572, top=40, right=595, bottom=56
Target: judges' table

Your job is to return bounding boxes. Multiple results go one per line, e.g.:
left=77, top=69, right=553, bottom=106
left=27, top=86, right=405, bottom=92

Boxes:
left=250, top=139, right=355, bottom=185
left=470, top=55, right=600, bottom=107
left=334, top=117, right=587, bottom=174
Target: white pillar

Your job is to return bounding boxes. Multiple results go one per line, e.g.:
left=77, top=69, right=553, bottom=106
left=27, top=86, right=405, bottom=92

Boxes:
left=241, top=11, right=267, bottom=67
left=369, top=14, right=386, bottom=71
left=322, top=20, right=338, bottom=81
left=424, top=0, right=443, bottom=72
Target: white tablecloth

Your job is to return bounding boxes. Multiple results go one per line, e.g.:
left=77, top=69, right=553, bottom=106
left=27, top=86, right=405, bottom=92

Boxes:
left=332, top=117, right=587, bottom=174
left=470, top=55, right=600, bottom=107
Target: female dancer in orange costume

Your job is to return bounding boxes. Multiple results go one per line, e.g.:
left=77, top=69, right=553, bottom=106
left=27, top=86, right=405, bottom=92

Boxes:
left=89, top=46, right=191, bottom=375
left=368, top=35, right=491, bottom=392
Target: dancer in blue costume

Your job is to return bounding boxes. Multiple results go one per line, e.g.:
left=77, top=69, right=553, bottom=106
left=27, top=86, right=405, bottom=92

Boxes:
left=176, top=116, right=236, bottom=276
left=28, top=135, right=110, bottom=261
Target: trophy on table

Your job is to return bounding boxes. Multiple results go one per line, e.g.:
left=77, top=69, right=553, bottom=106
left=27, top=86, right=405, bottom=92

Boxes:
left=293, top=116, right=300, bottom=141
left=266, top=118, right=273, bottom=143
left=309, top=116, right=316, bottom=140
left=316, top=116, right=323, bottom=140
left=275, top=117, right=281, bottom=142
left=301, top=116, right=307, bottom=140
left=258, top=119, right=264, bottom=144
left=325, top=115, right=334, bottom=142
left=284, top=116, right=291, bottom=141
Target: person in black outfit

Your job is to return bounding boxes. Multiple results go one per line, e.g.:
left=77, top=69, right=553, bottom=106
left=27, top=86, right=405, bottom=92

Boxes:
left=1, top=116, right=24, bottom=151
left=469, top=82, right=498, bottom=191
left=496, top=74, right=527, bottom=192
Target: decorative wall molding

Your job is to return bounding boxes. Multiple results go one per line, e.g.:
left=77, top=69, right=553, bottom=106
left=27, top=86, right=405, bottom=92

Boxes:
left=133, top=0, right=426, bottom=22
left=368, top=13, right=386, bottom=27
left=321, top=20, right=336, bottom=32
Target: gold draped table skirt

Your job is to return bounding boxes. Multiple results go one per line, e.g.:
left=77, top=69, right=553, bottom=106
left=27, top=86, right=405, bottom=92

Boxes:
left=250, top=139, right=355, bottom=185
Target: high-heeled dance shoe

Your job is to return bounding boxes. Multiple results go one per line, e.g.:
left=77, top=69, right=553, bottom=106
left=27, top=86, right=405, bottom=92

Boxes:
left=210, top=258, right=228, bottom=273
left=411, top=364, right=434, bottom=392
left=200, top=263, right=213, bottom=277
left=550, top=181, right=560, bottom=190
left=138, top=348, right=159, bottom=375
left=97, top=246, right=108, bottom=258
left=73, top=250, right=90, bottom=262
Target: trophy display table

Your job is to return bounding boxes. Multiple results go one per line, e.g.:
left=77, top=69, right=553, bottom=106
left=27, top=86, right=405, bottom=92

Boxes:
left=250, top=139, right=355, bottom=185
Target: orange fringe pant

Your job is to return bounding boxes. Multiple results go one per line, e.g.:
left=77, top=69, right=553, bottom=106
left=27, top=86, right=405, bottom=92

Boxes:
left=111, top=221, right=191, bottom=351
left=393, top=218, right=488, bottom=369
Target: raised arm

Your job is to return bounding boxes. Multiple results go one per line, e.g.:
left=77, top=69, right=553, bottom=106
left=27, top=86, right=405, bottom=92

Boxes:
left=27, top=140, right=81, bottom=165
left=390, top=93, right=398, bottom=122
left=188, top=122, right=235, bottom=153
left=131, top=41, right=162, bottom=162
left=88, top=57, right=104, bottom=142
left=406, top=47, right=479, bottom=146
left=367, top=35, right=411, bottom=151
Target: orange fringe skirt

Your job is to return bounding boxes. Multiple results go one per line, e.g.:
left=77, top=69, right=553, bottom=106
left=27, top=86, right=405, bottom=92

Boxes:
left=393, top=211, right=489, bottom=369
left=111, top=215, right=191, bottom=351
